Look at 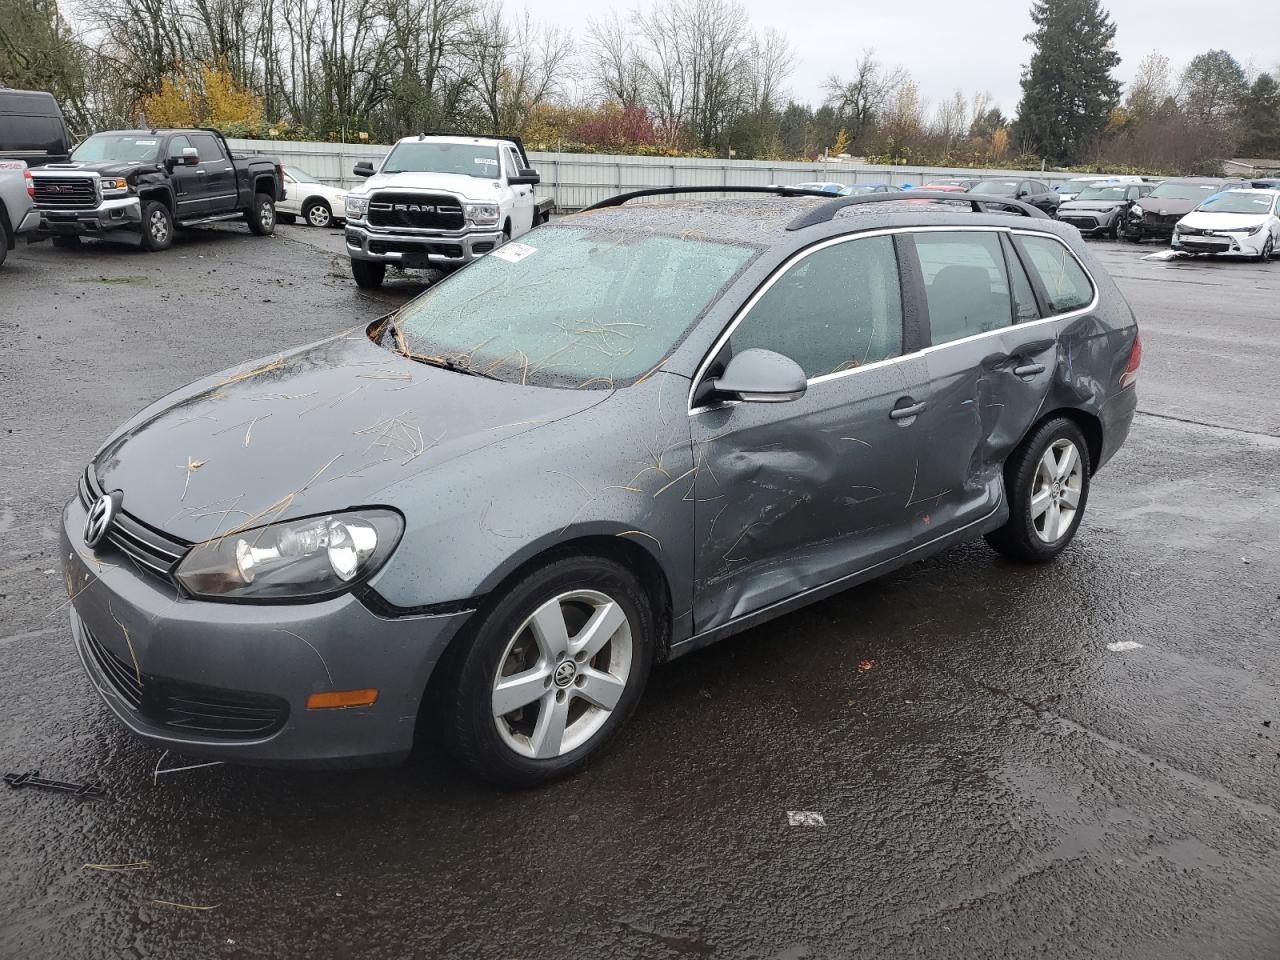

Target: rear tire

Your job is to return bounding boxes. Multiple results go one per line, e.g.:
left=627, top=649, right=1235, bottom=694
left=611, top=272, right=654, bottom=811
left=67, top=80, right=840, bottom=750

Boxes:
left=0, top=225, right=8, bottom=267
left=440, top=554, right=655, bottom=788
left=985, top=417, right=1091, bottom=563
left=351, top=259, right=385, bottom=288
left=246, top=192, right=276, bottom=236
left=139, top=201, right=173, bottom=252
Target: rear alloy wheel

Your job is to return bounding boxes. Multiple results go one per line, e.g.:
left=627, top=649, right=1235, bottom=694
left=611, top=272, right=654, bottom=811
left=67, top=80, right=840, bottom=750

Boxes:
left=985, top=417, right=1091, bottom=563
left=246, top=192, right=276, bottom=236
left=139, top=201, right=173, bottom=252
left=442, top=555, right=654, bottom=787
left=304, top=199, right=332, bottom=228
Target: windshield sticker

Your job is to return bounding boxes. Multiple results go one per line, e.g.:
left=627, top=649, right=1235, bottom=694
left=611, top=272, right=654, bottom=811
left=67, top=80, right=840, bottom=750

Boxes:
left=474, top=157, right=498, bottom=166
left=134, top=140, right=158, bottom=146
left=490, top=242, right=537, bottom=263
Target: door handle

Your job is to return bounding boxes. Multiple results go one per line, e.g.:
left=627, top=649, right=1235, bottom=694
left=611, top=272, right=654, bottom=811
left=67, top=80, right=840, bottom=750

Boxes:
left=195, top=169, right=206, bottom=175
left=1013, top=363, right=1046, bottom=377
left=890, top=401, right=927, bottom=420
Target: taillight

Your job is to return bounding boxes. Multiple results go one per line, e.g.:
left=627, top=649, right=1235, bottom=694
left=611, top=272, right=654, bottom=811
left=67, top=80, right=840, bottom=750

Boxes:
left=1119, top=330, right=1141, bottom=388
left=24, top=168, right=34, bottom=198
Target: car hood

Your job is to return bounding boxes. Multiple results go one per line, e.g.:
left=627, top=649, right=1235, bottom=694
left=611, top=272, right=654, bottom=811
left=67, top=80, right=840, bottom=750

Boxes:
left=1138, top=196, right=1202, bottom=216
left=1059, top=199, right=1122, bottom=212
left=35, top=159, right=160, bottom=178
left=94, top=332, right=609, bottom=543
left=1178, top=211, right=1270, bottom=229
left=352, top=171, right=500, bottom=201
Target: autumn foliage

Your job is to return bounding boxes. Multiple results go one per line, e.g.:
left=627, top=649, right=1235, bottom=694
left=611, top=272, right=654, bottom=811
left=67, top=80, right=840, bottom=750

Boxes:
left=139, top=62, right=264, bottom=129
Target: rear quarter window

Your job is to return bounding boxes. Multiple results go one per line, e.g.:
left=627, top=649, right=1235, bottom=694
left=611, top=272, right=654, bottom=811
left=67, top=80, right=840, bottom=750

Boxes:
left=1018, top=235, right=1094, bottom=314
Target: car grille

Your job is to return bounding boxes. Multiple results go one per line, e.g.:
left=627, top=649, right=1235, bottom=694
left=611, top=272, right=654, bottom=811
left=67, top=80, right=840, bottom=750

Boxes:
left=367, top=192, right=465, bottom=230
left=33, top=176, right=98, bottom=208
left=367, top=239, right=464, bottom=258
left=1060, top=215, right=1100, bottom=229
left=81, top=620, right=289, bottom=739
left=78, top=466, right=189, bottom=582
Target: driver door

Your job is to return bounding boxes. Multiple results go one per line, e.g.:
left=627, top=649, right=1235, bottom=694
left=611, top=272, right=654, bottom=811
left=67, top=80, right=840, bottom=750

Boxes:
left=167, top=135, right=207, bottom=217
left=503, top=144, right=535, bottom=236
left=688, top=233, right=928, bottom=631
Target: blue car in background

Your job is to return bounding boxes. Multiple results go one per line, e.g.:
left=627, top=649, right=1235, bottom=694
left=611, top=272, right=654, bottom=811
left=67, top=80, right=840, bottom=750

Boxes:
left=792, top=181, right=846, bottom=195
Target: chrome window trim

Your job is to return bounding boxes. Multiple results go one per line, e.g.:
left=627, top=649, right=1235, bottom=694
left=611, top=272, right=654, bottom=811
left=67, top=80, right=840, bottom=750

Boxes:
left=688, top=224, right=1099, bottom=415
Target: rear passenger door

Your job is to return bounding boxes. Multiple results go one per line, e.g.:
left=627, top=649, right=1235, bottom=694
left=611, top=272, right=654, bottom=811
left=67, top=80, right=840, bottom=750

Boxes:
left=189, top=133, right=237, bottom=214
left=688, top=234, right=926, bottom=630
left=904, top=229, right=1058, bottom=541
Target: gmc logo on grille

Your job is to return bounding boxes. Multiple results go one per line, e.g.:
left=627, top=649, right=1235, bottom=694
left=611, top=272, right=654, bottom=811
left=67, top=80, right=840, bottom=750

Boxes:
left=46, top=184, right=72, bottom=193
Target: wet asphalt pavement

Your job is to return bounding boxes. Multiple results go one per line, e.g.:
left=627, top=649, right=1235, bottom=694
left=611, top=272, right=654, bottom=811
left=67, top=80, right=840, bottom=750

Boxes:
left=1, top=223, right=1278, bottom=959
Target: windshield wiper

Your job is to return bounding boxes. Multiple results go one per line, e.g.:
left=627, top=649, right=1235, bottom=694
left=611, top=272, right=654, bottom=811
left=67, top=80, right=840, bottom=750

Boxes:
left=382, top=315, right=504, bottom=381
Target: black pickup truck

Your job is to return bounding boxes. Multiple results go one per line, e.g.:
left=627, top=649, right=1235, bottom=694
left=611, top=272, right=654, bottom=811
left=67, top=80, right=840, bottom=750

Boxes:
left=28, top=128, right=284, bottom=251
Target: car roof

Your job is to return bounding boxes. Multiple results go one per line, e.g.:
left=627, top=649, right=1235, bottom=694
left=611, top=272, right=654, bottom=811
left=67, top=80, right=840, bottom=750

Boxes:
left=569, top=196, right=1076, bottom=247
left=395, top=135, right=509, bottom=148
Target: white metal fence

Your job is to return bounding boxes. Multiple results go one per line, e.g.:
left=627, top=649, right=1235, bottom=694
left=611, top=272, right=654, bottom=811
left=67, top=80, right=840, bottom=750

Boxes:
left=227, top=137, right=1076, bottom=210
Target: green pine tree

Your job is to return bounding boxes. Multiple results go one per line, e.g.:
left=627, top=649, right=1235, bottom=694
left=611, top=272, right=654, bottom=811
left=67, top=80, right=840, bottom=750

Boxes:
left=1236, top=73, right=1280, bottom=158
left=1014, top=0, right=1121, bottom=164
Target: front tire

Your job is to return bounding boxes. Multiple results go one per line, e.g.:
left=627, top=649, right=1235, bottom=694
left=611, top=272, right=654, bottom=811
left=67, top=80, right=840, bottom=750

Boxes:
left=441, top=554, right=655, bottom=787
left=350, top=259, right=385, bottom=288
left=985, top=417, right=1091, bottom=563
left=1257, top=236, right=1274, bottom=262
left=139, top=201, right=173, bottom=252
left=246, top=192, right=276, bottom=236
left=304, top=199, right=332, bottom=228
left=0, top=225, right=8, bottom=267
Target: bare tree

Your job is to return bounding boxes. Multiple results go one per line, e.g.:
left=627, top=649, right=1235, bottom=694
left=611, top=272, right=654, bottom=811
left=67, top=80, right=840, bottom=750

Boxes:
left=584, top=10, right=645, bottom=108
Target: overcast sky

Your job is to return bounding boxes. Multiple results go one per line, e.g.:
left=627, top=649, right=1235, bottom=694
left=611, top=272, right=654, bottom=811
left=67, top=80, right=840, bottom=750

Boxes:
left=539, top=0, right=1277, bottom=116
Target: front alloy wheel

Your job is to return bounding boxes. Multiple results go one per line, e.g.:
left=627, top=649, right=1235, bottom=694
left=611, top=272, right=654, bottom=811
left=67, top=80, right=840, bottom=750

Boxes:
left=440, top=554, right=654, bottom=787
left=492, top=590, right=632, bottom=759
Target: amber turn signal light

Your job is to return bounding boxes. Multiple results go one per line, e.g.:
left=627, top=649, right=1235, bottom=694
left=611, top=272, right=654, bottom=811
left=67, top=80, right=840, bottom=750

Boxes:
left=306, top=688, right=379, bottom=709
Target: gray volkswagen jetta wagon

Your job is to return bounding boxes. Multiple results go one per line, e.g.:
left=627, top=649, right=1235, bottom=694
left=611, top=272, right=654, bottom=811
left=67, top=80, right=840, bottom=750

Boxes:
left=62, top=189, right=1140, bottom=786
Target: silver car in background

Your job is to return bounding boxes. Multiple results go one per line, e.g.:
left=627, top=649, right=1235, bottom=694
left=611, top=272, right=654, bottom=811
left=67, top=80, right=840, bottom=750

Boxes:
left=0, top=159, right=41, bottom=268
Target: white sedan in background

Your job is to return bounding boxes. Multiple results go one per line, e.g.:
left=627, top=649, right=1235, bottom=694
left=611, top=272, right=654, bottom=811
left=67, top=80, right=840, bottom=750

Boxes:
left=1172, top=189, right=1280, bottom=261
left=278, top=167, right=348, bottom=228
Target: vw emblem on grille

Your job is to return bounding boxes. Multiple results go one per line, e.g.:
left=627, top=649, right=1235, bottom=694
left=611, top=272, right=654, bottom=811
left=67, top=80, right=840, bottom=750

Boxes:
left=84, top=494, right=117, bottom=549
left=553, top=660, right=577, bottom=688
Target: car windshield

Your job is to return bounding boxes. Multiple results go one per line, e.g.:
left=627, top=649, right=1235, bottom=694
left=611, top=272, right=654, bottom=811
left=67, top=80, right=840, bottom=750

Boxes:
left=1075, top=185, right=1128, bottom=201
left=841, top=185, right=878, bottom=195
left=288, top=167, right=320, bottom=183
left=970, top=180, right=1019, bottom=194
left=1196, top=191, right=1276, bottom=214
left=71, top=134, right=161, bottom=163
left=1060, top=178, right=1102, bottom=193
left=1148, top=182, right=1222, bottom=200
left=795, top=182, right=841, bottom=193
left=382, top=142, right=501, bottom=177
left=387, top=225, right=758, bottom=387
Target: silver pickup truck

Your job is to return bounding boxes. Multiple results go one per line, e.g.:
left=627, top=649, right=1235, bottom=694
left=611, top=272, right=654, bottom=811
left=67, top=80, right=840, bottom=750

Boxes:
left=0, top=160, right=41, bottom=268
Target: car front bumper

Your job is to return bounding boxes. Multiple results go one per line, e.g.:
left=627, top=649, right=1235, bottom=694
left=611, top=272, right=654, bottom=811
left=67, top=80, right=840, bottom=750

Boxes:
left=36, top=197, right=142, bottom=235
left=60, top=495, right=473, bottom=767
left=1057, top=211, right=1115, bottom=236
left=1171, top=231, right=1269, bottom=255
left=344, top=221, right=503, bottom=268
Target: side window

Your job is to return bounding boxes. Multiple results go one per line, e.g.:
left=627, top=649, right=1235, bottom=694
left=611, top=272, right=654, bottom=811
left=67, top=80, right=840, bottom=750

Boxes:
left=913, top=231, right=1013, bottom=345
left=0, top=114, right=64, bottom=153
left=504, top=146, right=523, bottom=176
left=190, top=134, right=223, bottom=163
left=1001, top=234, right=1040, bottom=322
left=1018, top=235, right=1094, bottom=314
left=729, top=235, right=903, bottom=379
left=167, top=135, right=192, bottom=158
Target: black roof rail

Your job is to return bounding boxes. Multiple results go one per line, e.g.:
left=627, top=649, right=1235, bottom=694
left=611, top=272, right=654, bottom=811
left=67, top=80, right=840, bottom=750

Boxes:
left=786, top=191, right=1050, bottom=231
left=582, top=185, right=842, bottom=211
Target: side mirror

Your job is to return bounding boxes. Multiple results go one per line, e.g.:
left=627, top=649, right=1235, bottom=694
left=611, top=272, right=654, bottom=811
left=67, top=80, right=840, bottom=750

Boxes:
left=168, top=146, right=198, bottom=168
left=509, top=169, right=540, bottom=186
left=1016, top=189, right=1030, bottom=199
left=707, top=348, right=807, bottom=403
left=353, top=161, right=375, bottom=178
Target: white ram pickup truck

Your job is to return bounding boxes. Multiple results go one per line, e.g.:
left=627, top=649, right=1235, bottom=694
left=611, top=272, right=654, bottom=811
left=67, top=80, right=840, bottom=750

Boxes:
left=342, top=134, right=554, bottom=288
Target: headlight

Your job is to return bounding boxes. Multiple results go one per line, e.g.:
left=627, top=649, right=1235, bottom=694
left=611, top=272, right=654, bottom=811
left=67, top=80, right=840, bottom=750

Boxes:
left=175, top=509, right=403, bottom=601
left=345, top=195, right=369, bottom=218
left=101, top=177, right=128, bottom=193
left=464, top=202, right=500, bottom=225
left=1131, top=205, right=1144, bottom=217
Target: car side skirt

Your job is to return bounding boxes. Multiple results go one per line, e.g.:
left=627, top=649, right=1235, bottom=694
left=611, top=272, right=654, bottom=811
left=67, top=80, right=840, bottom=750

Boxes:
left=668, top=496, right=1007, bottom=660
